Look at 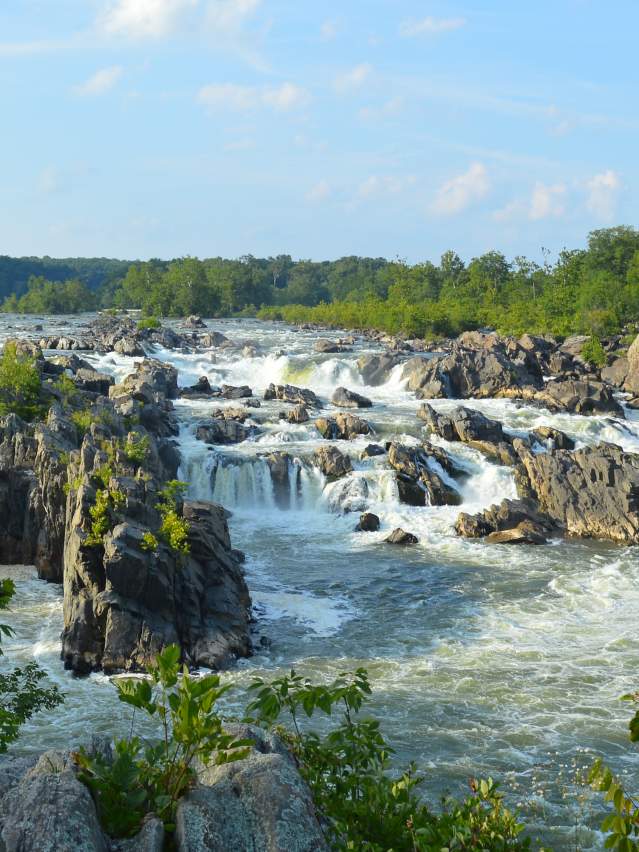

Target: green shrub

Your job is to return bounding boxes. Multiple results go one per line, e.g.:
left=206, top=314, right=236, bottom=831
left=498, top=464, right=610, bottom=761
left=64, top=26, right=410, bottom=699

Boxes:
left=53, top=373, right=78, bottom=406
left=71, top=408, right=94, bottom=439
left=123, top=433, right=150, bottom=466
left=140, top=531, right=159, bottom=552
left=137, top=316, right=161, bottom=331
left=581, top=335, right=607, bottom=367
left=0, top=342, right=44, bottom=421
left=85, top=487, right=125, bottom=546
left=246, top=670, right=532, bottom=851
left=0, top=578, right=62, bottom=752
left=74, top=644, right=251, bottom=838
left=156, top=480, right=190, bottom=555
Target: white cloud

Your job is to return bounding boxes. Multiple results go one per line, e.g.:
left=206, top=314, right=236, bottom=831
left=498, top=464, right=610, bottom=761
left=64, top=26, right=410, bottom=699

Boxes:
left=586, top=170, right=621, bottom=221
left=358, top=97, right=404, bottom=122
left=320, top=19, right=338, bottom=40
left=306, top=180, right=331, bottom=202
left=38, top=167, right=62, bottom=195
left=74, top=66, right=124, bottom=96
left=399, top=16, right=466, bottom=37
left=431, top=162, right=490, bottom=215
left=529, top=181, right=566, bottom=220
left=358, top=175, right=416, bottom=199
left=198, top=81, right=310, bottom=111
left=98, top=0, right=199, bottom=39
left=333, top=63, right=372, bottom=93
left=205, top=0, right=261, bottom=33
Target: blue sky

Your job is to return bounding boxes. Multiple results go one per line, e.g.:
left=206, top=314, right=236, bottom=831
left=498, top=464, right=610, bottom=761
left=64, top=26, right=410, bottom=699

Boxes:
left=0, top=0, right=636, bottom=264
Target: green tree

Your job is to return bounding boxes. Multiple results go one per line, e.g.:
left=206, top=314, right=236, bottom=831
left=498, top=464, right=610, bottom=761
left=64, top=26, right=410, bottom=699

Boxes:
left=0, top=342, right=44, bottom=421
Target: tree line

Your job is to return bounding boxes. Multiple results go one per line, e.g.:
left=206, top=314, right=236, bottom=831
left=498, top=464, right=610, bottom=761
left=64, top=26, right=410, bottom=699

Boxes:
left=2, top=226, right=639, bottom=337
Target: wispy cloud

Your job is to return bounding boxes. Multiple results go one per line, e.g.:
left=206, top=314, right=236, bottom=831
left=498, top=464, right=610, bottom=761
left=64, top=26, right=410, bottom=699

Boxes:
left=98, top=0, right=199, bottom=39
left=74, top=65, right=124, bottom=96
left=399, top=17, right=466, bottom=37
left=529, top=181, right=566, bottom=220
left=306, top=180, right=331, bottom=202
left=585, top=170, right=621, bottom=221
left=358, top=175, right=416, bottom=199
left=205, top=0, right=261, bottom=34
left=333, top=63, right=372, bottom=93
left=198, top=81, right=310, bottom=111
left=0, top=39, right=73, bottom=57
left=431, top=163, right=489, bottom=215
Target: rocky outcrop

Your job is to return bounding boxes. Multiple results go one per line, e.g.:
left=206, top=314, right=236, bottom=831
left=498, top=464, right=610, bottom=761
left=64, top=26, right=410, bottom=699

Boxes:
left=418, top=404, right=519, bottom=466
left=264, top=383, right=318, bottom=407
left=314, top=338, right=343, bottom=354
left=196, top=419, right=254, bottom=445
left=183, top=315, right=206, bottom=329
left=384, top=528, right=418, bottom=545
left=313, top=445, right=352, bottom=480
left=220, top=384, right=252, bottom=400
left=388, top=441, right=463, bottom=506
left=286, top=405, right=309, bottom=424
left=625, top=334, right=639, bottom=394
left=355, top=512, right=380, bottom=532
left=530, top=379, right=623, bottom=416
left=357, top=353, right=402, bottom=386
left=315, top=413, right=370, bottom=441
left=110, top=359, right=179, bottom=403
left=455, top=498, right=556, bottom=545
left=331, top=387, right=372, bottom=409
left=361, top=443, right=385, bottom=459
left=180, top=376, right=216, bottom=398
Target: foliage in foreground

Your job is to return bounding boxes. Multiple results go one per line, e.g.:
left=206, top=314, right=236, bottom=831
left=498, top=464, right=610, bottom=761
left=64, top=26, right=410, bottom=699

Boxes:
left=0, top=342, right=45, bottom=421
left=74, top=644, right=251, bottom=837
left=0, top=578, right=63, bottom=753
left=246, top=669, right=533, bottom=851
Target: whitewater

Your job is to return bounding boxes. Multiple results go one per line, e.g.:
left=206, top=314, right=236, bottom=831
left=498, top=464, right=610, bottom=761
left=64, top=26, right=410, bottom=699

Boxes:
left=2, top=315, right=639, bottom=849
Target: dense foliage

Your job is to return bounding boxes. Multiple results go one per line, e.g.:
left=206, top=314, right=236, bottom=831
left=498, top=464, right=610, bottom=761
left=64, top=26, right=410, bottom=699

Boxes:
left=0, top=256, right=129, bottom=302
left=0, top=342, right=45, bottom=421
left=0, top=578, right=62, bottom=753
left=2, top=276, right=96, bottom=314
left=246, top=669, right=535, bottom=851
left=3, top=227, right=639, bottom=337
left=75, top=644, right=250, bottom=837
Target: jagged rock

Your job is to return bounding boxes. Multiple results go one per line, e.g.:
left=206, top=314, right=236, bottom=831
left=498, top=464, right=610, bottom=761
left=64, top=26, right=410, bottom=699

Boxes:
left=516, top=443, right=639, bottom=544
left=361, top=443, right=385, bottom=459
left=264, top=383, right=318, bottom=407
left=199, top=331, right=230, bottom=348
left=625, top=334, right=639, bottom=394
left=264, top=452, right=296, bottom=508
left=183, top=315, right=206, bottom=329
left=180, top=376, right=216, bottom=398
left=325, top=477, right=369, bottom=513
left=455, top=498, right=555, bottom=541
left=287, top=405, right=309, bottom=424
left=114, top=337, right=145, bottom=357
left=314, top=338, right=343, bottom=353
left=4, top=338, right=43, bottom=359
left=331, top=386, right=372, bottom=409
left=560, top=335, right=590, bottom=359
left=196, top=419, right=252, bottom=444
left=531, top=426, right=575, bottom=450
left=110, top=359, right=179, bottom=403
left=601, top=357, right=629, bottom=388
left=533, top=379, right=623, bottom=416
left=313, top=445, right=352, bottom=480
left=315, top=413, right=370, bottom=441
left=176, top=726, right=327, bottom=852
left=384, top=528, right=418, bottom=545
left=357, top=353, right=402, bottom=386
left=485, top=525, right=547, bottom=545
left=210, top=407, right=250, bottom=423
left=355, top=512, right=380, bottom=532
left=418, top=404, right=519, bottom=465
left=220, top=384, right=252, bottom=400
left=73, top=369, right=114, bottom=396
left=388, top=441, right=462, bottom=506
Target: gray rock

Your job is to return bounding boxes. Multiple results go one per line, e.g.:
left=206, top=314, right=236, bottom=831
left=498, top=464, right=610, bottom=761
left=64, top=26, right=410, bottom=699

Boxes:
left=384, top=528, right=418, bottom=545
left=357, top=353, right=402, bottom=386
left=114, top=337, right=145, bottom=357
left=313, top=445, right=352, bottom=479
left=331, top=387, right=372, bottom=409
left=388, top=441, right=462, bottom=507
left=220, top=384, right=252, bottom=400
left=315, top=413, right=370, bottom=441
left=314, top=338, right=343, bottom=353
left=355, top=512, right=380, bottom=532
left=360, top=443, right=385, bottom=459
left=264, top=383, right=318, bottom=407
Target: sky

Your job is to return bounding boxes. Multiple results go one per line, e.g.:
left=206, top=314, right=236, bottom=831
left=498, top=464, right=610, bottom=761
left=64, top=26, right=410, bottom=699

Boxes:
left=0, top=0, right=637, bottom=264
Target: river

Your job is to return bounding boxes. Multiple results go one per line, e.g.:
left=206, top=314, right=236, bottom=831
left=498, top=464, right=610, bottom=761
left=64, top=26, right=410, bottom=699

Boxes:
left=2, top=315, right=639, bottom=849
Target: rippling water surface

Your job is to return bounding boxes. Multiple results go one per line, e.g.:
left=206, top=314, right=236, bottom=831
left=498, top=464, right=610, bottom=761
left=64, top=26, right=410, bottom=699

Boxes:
left=2, top=314, right=638, bottom=849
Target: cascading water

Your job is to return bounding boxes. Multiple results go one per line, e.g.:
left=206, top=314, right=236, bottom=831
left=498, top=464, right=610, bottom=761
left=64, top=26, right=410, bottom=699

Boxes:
left=2, top=315, right=639, bottom=850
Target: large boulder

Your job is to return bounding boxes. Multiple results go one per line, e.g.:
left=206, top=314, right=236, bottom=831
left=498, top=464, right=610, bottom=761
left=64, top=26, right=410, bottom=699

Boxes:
left=418, top=404, right=519, bottom=466
left=625, top=334, right=639, bottom=394
left=113, top=337, right=145, bottom=357
left=388, top=441, right=462, bottom=506
left=533, top=379, right=623, bottom=416
left=356, top=353, right=402, bottom=386
left=315, top=413, right=370, bottom=441
left=455, top=498, right=555, bottom=542
left=313, top=445, right=352, bottom=480
left=384, top=528, right=418, bottom=545
left=196, top=419, right=253, bottom=445
left=264, top=384, right=318, bottom=407
left=314, top=338, right=343, bottom=354
left=331, top=387, right=372, bottom=409
left=110, top=359, right=179, bottom=403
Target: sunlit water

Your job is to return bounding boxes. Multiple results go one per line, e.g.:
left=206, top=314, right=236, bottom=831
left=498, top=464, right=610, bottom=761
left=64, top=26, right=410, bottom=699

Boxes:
left=1, top=314, right=638, bottom=849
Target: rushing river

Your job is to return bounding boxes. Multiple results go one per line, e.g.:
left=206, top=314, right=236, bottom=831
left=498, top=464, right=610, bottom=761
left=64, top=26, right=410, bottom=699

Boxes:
left=2, top=314, right=639, bottom=849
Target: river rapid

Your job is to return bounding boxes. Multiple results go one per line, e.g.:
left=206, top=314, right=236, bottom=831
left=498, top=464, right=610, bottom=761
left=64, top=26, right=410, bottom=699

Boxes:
left=2, top=315, right=639, bottom=849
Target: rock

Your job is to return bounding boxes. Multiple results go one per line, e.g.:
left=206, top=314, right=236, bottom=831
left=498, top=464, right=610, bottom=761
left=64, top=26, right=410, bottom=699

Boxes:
left=3, top=338, right=43, bottom=359
left=73, top=369, right=114, bottom=396
left=111, top=817, right=164, bottom=852
left=181, top=376, right=216, bottom=398
left=220, top=384, right=252, bottom=400
left=210, top=407, right=250, bottom=423
left=0, top=766, right=107, bottom=852
left=287, top=405, right=309, bottom=424
left=455, top=498, right=555, bottom=541
left=200, top=331, right=230, bottom=348
left=196, top=419, right=253, bottom=444
left=114, top=337, right=145, bottom=357
left=515, top=443, right=639, bottom=544
left=110, top=359, right=179, bottom=402
left=560, top=335, right=590, bottom=359
left=388, top=441, right=462, bottom=506
left=315, top=413, right=370, bottom=441
left=485, top=524, right=548, bottom=545
left=313, top=445, right=352, bottom=480
left=357, top=353, right=402, bottom=386
left=314, top=338, right=343, bottom=353
left=534, top=379, right=623, bottom=416
left=361, top=443, right=386, bottom=459
left=176, top=726, right=326, bottom=852
left=264, top=452, right=296, bottom=508
left=184, top=315, right=206, bottom=329
left=384, top=528, right=418, bottom=545
left=61, top=489, right=252, bottom=673
left=601, top=357, right=629, bottom=388
left=531, top=426, right=575, bottom=451
left=264, top=383, right=318, bottom=407
left=331, top=386, right=373, bottom=409
left=355, top=512, right=380, bottom=532
left=624, top=334, right=639, bottom=394
left=325, top=477, right=369, bottom=513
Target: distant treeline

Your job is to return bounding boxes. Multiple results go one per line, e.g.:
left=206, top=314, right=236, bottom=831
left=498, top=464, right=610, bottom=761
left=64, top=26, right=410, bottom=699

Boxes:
left=2, top=227, right=639, bottom=337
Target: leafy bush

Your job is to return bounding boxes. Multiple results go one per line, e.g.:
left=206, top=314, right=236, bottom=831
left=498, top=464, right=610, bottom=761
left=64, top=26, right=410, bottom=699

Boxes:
left=137, top=316, right=161, bottom=330
left=85, top=487, right=125, bottom=546
left=246, top=669, right=532, bottom=851
left=0, top=578, right=62, bottom=752
left=74, top=644, right=251, bottom=838
left=140, top=531, right=159, bottom=552
left=0, top=342, right=44, bottom=421
left=156, top=480, right=190, bottom=555
left=123, top=433, right=150, bottom=466
left=589, top=691, right=639, bottom=850
left=71, top=408, right=94, bottom=439
left=54, top=373, right=78, bottom=406
left=581, top=335, right=607, bottom=367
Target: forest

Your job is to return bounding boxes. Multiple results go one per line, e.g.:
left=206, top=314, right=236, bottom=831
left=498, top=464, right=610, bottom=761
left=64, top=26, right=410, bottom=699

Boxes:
left=2, top=226, right=639, bottom=338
